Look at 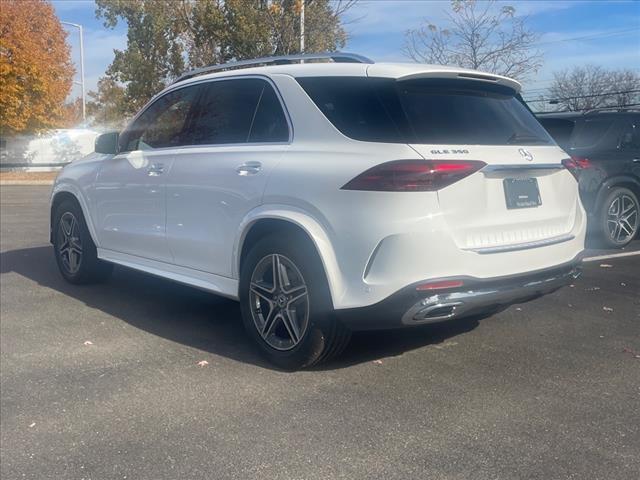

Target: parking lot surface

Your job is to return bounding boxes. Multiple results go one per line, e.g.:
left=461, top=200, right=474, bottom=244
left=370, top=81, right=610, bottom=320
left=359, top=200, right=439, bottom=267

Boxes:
left=1, top=186, right=639, bottom=480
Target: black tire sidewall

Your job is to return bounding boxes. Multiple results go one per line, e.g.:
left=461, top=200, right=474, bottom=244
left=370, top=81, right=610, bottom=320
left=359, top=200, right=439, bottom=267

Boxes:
left=599, top=187, right=639, bottom=248
left=239, top=233, right=334, bottom=370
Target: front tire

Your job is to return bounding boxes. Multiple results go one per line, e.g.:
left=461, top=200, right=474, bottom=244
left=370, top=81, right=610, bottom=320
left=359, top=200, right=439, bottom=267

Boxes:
left=239, top=233, right=350, bottom=370
left=53, top=199, right=113, bottom=284
left=599, top=187, right=639, bottom=248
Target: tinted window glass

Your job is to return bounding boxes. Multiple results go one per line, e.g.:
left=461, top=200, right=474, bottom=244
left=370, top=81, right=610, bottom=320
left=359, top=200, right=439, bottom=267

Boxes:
left=618, top=120, right=640, bottom=150
left=297, top=77, right=553, bottom=145
left=190, top=79, right=261, bottom=145
left=538, top=118, right=576, bottom=149
left=120, top=85, right=200, bottom=152
left=297, top=77, right=405, bottom=143
left=570, top=118, right=615, bottom=149
left=248, top=84, right=289, bottom=142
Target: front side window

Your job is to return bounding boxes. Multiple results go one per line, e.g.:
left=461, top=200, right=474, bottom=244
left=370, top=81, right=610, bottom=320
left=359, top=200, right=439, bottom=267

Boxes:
left=297, top=76, right=554, bottom=146
left=188, top=78, right=289, bottom=145
left=119, top=85, right=201, bottom=152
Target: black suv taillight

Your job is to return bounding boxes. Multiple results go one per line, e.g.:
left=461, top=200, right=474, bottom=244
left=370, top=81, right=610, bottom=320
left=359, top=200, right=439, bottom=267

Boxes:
left=562, top=156, right=591, bottom=180
left=341, top=160, right=487, bottom=192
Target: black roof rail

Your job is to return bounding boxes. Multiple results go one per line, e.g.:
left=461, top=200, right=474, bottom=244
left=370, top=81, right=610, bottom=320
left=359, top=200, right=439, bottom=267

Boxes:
left=173, top=52, right=374, bottom=84
left=582, top=105, right=640, bottom=115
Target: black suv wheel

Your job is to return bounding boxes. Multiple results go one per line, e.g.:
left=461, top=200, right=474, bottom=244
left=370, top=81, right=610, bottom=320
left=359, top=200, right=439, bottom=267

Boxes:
left=599, top=187, right=639, bottom=248
left=53, top=200, right=113, bottom=284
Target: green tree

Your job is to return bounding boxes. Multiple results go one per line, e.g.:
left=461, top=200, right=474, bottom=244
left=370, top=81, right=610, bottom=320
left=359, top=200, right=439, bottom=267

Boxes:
left=95, top=0, right=185, bottom=116
left=87, top=77, right=128, bottom=128
left=89, top=0, right=354, bottom=124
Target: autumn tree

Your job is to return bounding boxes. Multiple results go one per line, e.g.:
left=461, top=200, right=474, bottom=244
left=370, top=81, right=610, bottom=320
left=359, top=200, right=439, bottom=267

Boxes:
left=87, top=77, right=128, bottom=129
left=547, top=65, right=640, bottom=112
left=0, top=0, right=74, bottom=135
left=403, top=0, right=542, bottom=81
left=89, top=0, right=354, bottom=122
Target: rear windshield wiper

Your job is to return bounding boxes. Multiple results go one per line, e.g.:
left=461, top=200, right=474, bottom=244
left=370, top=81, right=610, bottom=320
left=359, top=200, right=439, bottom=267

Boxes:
left=506, top=133, right=549, bottom=145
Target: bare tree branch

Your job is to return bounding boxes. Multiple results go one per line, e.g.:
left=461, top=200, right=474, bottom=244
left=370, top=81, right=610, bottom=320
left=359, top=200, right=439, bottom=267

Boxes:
left=402, top=0, right=542, bottom=81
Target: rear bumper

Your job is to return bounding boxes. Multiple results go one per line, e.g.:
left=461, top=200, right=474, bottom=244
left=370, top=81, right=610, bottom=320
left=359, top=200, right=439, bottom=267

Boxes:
left=338, top=257, right=582, bottom=331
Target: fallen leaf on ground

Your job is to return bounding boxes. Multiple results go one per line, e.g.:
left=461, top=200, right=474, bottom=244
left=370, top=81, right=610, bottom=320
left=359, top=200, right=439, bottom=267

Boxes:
left=622, top=347, right=640, bottom=359
left=599, top=264, right=613, bottom=268
left=603, top=306, right=614, bottom=312
left=197, top=360, right=209, bottom=367
left=29, top=422, right=36, bottom=428
left=83, top=341, right=93, bottom=346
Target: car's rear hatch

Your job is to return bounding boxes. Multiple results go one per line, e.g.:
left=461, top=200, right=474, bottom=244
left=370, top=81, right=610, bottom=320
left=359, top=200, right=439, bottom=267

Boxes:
left=410, top=144, right=577, bottom=252
left=395, top=77, right=578, bottom=253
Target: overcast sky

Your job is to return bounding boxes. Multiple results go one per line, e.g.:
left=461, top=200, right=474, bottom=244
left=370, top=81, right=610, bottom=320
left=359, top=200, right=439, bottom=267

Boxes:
left=53, top=0, right=640, bottom=99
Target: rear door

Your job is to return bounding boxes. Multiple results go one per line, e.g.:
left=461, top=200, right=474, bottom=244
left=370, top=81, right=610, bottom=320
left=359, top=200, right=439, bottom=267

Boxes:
left=165, top=77, right=290, bottom=277
left=396, top=79, right=580, bottom=252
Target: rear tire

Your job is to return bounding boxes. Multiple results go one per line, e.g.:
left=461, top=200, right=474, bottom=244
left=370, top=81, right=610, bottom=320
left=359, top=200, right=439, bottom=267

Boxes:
left=239, top=233, right=350, bottom=370
left=53, top=199, right=113, bottom=284
left=598, top=187, right=639, bottom=248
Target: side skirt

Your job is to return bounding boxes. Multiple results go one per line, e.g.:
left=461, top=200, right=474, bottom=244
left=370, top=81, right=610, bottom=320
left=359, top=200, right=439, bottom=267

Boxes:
left=97, top=248, right=239, bottom=300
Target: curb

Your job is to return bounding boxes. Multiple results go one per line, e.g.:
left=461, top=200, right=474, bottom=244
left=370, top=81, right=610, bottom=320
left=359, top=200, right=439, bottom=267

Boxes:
left=0, top=181, right=54, bottom=186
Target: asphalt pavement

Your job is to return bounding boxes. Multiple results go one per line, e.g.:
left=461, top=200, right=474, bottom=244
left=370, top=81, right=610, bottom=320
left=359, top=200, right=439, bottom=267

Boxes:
left=1, top=186, right=639, bottom=480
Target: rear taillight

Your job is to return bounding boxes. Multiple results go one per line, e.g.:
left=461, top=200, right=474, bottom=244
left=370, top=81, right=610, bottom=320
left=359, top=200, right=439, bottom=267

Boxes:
left=562, top=156, right=591, bottom=180
left=341, top=160, right=486, bottom=192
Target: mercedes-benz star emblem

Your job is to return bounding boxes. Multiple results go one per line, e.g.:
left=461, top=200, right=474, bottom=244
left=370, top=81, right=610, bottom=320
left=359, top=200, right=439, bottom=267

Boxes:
left=518, top=148, right=534, bottom=161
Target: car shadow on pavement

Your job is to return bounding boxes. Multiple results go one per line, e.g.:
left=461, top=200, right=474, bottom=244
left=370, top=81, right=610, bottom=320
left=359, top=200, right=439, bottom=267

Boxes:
left=0, top=246, right=482, bottom=371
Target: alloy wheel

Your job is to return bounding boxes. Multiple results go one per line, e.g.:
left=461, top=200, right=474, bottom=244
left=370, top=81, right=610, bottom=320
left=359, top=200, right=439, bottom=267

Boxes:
left=607, top=193, right=638, bottom=244
left=249, top=254, right=310, bottom=351
left=57, top=212, right=83, bottom=274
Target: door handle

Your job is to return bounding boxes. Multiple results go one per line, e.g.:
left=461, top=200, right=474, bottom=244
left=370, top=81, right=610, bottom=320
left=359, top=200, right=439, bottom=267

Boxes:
left=236, top=161, right=262, bottom=176
left=147, top=163, right=165, bottom=176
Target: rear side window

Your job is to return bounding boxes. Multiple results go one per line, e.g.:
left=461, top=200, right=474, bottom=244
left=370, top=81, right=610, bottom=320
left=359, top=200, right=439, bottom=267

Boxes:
left=188, top=78, right=288, bottom=145
left=297, top=77, right=554, bottom=146
left=570, top=118, right=615, bottom=149
left=296, top=77, right=405, bottom=143
left=618, top=119, right=640, bottom=150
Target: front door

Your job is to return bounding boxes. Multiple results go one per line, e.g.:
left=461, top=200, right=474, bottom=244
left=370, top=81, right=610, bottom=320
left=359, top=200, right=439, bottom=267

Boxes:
left=93, top=83, right=202, bottom=262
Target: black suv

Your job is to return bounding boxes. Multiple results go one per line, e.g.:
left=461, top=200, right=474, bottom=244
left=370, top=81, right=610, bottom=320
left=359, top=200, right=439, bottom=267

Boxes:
left=537, top=111, right=639, bottom=248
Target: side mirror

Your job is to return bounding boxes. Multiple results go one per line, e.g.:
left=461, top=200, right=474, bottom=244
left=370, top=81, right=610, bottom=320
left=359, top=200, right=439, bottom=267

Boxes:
left=95, top=131, right=119, bottom=154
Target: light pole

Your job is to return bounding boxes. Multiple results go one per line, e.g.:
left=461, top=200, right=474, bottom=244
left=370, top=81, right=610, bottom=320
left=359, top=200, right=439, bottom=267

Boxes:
left=61, top=21, right=86, bottom=122
left=300, top=0, right=305, bottom=54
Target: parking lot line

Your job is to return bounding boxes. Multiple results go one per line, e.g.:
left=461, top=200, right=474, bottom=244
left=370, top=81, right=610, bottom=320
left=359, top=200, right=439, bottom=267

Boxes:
left=582, top=250, right=640, bottom=262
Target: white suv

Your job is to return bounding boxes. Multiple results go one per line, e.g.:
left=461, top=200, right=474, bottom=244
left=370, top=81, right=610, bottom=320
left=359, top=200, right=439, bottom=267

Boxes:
left=50, top=53, right=585, bottom=369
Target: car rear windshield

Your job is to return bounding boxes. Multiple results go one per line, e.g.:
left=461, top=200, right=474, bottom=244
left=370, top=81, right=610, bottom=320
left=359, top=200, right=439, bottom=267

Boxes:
left=297, top=77, right=554, bottom=146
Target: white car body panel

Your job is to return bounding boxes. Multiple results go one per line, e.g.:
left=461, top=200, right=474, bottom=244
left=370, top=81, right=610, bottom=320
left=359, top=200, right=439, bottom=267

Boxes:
left=51, top=61, right=586, bottom=315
